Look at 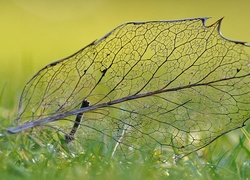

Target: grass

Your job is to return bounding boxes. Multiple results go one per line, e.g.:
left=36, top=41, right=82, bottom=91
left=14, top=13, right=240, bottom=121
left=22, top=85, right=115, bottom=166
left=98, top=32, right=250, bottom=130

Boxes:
left=0, top=58, right=250, bottom=180
left=0, top=101, right=249, bottom=180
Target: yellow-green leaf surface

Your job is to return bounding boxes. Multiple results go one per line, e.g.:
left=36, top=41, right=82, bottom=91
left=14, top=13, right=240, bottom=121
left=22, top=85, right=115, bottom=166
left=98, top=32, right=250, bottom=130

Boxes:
left=8, top=17, right=250, bottom=158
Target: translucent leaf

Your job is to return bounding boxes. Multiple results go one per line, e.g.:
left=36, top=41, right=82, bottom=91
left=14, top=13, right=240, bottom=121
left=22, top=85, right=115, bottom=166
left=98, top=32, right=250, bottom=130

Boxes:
left=8, top=17, right=250, bottom=158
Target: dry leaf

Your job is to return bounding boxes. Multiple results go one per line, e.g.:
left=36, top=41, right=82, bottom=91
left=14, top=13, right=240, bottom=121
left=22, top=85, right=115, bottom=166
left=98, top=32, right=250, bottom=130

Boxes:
left=8, top=17, right=250, bottom=158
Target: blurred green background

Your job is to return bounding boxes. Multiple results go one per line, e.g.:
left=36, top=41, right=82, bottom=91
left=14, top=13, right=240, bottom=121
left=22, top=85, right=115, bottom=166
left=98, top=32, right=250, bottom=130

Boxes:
left=0, top=0, right=250, bottom=113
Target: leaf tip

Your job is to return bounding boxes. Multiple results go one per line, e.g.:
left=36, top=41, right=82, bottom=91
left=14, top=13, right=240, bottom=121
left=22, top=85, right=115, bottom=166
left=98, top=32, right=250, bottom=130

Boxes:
left=214, top=17, right=249, bottom=46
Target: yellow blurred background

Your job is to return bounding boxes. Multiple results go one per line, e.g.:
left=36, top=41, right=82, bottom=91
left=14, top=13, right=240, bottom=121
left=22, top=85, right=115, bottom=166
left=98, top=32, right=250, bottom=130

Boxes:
left=0, top=0, right=250, bottom=109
